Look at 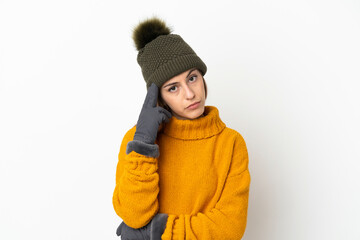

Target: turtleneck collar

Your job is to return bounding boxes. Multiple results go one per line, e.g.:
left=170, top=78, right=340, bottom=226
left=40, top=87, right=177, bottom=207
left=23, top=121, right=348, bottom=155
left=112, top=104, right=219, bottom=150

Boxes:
left=160, top=105, right=226, bottom=140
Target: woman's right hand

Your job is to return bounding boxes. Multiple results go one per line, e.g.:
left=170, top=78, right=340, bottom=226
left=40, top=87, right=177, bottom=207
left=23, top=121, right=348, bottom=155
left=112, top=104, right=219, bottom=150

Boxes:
left=133, top=83, right=172, bottom=144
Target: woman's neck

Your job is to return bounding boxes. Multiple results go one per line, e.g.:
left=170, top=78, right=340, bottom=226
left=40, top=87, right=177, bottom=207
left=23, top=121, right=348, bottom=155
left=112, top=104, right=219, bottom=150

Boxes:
left=162, top=106, right=226, bottom=140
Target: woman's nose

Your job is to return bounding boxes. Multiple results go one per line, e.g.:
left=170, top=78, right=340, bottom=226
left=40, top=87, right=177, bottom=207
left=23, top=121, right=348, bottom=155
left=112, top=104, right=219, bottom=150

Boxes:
left=183, top=84, right=195, bottom=99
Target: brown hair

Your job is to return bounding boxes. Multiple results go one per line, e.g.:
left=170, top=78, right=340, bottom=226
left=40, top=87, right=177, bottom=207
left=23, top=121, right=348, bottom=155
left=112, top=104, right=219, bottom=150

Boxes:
left=158, top=70, right=208, bottom=112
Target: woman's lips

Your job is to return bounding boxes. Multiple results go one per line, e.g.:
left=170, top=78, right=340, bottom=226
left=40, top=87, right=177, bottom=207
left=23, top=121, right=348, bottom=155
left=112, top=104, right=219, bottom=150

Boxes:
left=187, top=101, right=200, bottom=109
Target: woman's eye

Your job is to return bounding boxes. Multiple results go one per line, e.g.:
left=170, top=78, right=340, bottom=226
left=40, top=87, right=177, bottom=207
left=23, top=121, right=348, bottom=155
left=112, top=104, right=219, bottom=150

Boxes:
left=167, top=75, right=197, bottom=92
left=189, top=75, right=197, bottom=82
left=168, top=86, right=177, bottom=92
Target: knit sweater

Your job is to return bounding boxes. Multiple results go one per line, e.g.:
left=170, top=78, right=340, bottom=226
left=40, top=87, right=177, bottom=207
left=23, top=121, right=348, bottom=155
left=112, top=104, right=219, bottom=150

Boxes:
left=112, top=105, right=251, bottom=239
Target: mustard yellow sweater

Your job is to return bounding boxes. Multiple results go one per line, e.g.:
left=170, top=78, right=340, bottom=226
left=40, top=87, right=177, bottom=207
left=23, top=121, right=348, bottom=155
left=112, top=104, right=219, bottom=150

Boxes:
left=113, top=105, right=251, bottom=239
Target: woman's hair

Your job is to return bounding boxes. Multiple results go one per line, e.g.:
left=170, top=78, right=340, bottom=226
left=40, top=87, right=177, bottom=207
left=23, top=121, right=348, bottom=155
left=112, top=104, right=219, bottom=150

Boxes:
left=158, top=69, right=208, bottom=112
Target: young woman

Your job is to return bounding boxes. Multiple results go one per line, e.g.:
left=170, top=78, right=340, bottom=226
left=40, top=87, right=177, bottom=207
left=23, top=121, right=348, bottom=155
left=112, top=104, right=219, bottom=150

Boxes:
left=113, top=17, right=251, bottom=240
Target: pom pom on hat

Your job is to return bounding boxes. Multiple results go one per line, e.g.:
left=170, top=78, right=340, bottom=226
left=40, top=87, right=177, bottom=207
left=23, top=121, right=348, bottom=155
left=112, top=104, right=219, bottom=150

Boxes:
left=132, top=17, right=172, bottom=51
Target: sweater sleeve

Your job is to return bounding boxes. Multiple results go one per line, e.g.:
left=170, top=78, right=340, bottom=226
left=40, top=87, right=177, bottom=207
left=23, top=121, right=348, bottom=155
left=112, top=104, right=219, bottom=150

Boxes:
left=161, top=133, right=251, bottom=240
left=112, top=126, right=160, bottom=229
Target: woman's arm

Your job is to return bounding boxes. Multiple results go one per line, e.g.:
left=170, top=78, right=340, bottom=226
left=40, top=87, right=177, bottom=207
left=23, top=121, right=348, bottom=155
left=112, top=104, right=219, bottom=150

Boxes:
left=162, top=134, right=251, bottom=240
left=113, top=83, right=171, bottom=230
left=112, top=126, right=160, bottom=229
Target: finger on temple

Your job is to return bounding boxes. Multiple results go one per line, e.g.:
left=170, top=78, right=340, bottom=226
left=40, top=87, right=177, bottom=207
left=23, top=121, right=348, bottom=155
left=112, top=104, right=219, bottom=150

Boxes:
left=144, top=83, right=158, bottom=107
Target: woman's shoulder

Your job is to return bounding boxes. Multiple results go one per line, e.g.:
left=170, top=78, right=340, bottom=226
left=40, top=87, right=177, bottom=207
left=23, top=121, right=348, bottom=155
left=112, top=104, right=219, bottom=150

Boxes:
left=221, top=126, right=247, bottom=145
left=121, top=124, right=137, bottom=142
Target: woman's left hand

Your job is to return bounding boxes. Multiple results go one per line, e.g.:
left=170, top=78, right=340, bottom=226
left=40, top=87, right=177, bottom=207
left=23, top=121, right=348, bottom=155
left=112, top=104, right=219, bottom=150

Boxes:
left=116, top=213, right=168, bottom=240
left=116, top=220, right=150, bottom=240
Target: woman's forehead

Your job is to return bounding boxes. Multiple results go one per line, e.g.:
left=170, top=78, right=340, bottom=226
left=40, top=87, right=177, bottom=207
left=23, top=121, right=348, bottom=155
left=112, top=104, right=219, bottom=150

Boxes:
left=162, top=68, right=200, bottom=86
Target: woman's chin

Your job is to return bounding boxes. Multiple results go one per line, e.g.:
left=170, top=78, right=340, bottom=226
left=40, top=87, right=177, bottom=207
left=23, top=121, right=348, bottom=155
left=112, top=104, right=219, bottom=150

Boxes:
left=182, top=105, right=205, bottom=120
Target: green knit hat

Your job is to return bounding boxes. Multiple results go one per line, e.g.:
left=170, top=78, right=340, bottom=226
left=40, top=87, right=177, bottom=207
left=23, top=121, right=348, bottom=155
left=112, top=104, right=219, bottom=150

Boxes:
left=132, top=17, right=207, bottom=90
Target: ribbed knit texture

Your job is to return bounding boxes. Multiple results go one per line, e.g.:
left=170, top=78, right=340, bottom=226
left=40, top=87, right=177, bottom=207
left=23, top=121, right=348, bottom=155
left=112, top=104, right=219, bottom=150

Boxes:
left=113, top=106, right=251, bottom=239
left=137, top=34, right=207, bottom=90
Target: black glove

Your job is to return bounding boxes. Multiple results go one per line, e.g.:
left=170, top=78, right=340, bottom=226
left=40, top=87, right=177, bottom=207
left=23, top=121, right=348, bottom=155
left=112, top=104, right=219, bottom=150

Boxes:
left=116, top=213, right=168, bottom=240
left=134, top=83, right=172, bottom=144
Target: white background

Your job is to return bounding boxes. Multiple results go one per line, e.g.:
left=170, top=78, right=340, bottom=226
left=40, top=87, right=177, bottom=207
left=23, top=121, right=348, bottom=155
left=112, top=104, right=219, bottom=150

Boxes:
left=1, top=0, right=359, bottom=239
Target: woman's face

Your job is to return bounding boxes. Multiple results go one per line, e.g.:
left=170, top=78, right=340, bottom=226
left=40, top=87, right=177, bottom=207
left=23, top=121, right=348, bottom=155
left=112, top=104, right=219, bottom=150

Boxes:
left=160, top=68, right=206, bottom=120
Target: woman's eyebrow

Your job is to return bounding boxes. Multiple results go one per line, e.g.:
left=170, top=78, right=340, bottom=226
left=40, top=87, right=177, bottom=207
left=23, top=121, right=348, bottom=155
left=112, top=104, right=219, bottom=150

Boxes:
left=186, top=68, right=197, bottom=78
left=163, top=68, right=197, bottom=88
